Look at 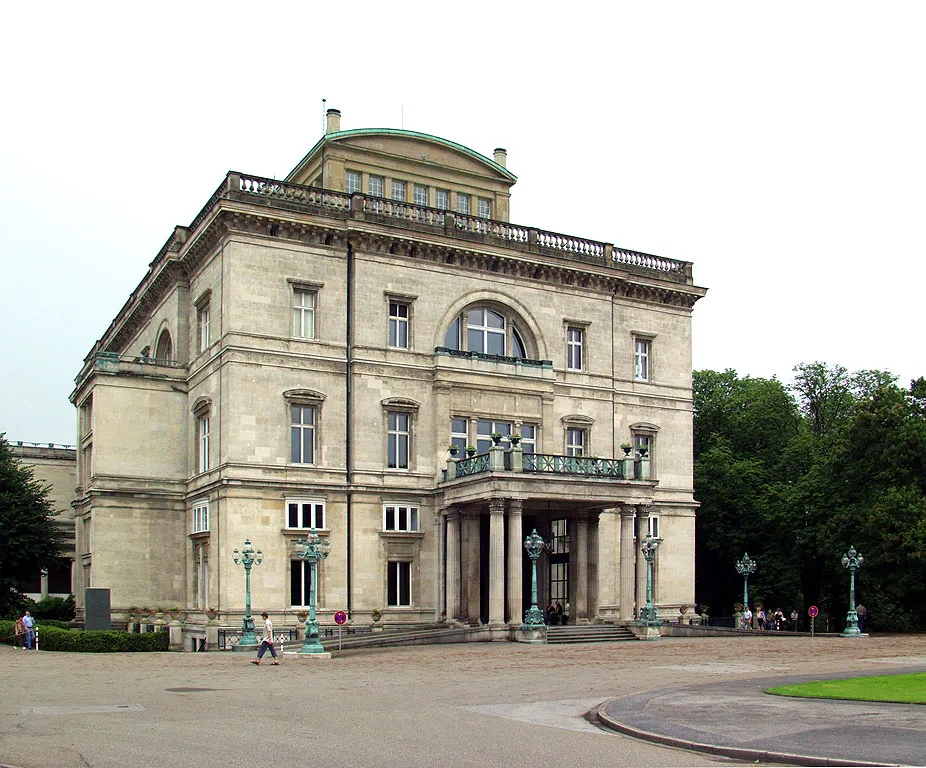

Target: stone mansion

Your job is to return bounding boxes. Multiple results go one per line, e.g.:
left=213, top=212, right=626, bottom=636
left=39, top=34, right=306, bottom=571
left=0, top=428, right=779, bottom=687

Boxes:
left=69, top=109, right=706, bottom=641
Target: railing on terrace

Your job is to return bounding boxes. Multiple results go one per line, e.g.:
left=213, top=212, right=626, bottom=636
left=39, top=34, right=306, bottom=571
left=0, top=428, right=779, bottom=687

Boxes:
left=434, top=346, right=552, bottom=367
left=522, top=453, right=628, bottom=478
left=217, top=627, right=299, bottom=650
left=455, top=453, right=491, bottom=477
left=225, top=173, right=692, bottom=283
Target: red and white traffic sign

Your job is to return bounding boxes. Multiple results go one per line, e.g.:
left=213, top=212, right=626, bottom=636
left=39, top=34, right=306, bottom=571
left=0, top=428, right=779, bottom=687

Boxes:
left=334, top=610, right=348, bottom=625
left=808, top=605, right=819, bottom=618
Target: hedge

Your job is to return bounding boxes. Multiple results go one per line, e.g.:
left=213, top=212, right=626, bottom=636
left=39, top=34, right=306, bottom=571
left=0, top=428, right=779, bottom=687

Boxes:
left=0, top=621, right=169, bottom=652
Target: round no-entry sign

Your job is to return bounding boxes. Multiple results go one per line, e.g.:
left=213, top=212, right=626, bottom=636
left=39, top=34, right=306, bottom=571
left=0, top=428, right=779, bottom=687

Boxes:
left=334, top=610, right=348, bottom=625
left=808, top=605, right=819, bottom=618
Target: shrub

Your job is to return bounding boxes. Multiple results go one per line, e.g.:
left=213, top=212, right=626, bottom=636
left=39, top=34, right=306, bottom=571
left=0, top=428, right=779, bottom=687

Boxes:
left=32, top=595, right=75, bottom=621
left=0, top=623, right=169, bottom=652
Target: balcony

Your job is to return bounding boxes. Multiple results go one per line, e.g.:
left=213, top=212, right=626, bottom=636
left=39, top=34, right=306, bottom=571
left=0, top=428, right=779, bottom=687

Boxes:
left=448, top=449, right=650, bottom=481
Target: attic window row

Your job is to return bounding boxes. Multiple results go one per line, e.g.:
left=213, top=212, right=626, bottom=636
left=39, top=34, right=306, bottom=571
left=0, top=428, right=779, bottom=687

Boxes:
left=344, top=170, right=491, bottom=218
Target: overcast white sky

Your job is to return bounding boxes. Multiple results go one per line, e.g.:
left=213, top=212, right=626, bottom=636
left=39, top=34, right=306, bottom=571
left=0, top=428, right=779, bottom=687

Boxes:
left=2, top=2, right=924, bottom=445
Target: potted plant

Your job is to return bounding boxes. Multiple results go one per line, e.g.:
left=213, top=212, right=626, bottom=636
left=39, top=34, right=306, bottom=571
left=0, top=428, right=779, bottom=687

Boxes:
left=679, top=604, right=690, bottom=625
left=510, top=434, right=522, bottom=447
left=620, top=443, right=633, bottom=456
left=490, top=432, right=503, bottom=445
left=204, top=607, right=218, bottom=621
left=371, top=609, right=383, bottom=632
left=636, top=445, right=649, bottom=458
left=447, top=445, right=459, bottom=457
left=296, top=610, right=308, bottom=623
left=371, top=609, right=382, bottom=622
left=465, top=446, right=477, bottom=457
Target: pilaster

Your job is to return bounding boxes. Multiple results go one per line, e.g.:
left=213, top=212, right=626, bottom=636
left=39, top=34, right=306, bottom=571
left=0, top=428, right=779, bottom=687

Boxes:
left=488, top=498, right=505, bottom=625
left=506, top=498, right=523, bottom=624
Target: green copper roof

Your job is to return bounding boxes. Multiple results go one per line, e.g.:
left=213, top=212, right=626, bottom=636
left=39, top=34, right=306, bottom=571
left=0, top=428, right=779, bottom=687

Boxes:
left=287, top=128, right=517, bottom=183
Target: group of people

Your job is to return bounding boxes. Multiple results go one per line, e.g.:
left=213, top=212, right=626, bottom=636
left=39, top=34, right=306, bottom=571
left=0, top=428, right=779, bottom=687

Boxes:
left=544, top=602, right=567, bottom=625
left=13, top=610, right=36, bottom=650
left=741, top=606, right=798, bottom=631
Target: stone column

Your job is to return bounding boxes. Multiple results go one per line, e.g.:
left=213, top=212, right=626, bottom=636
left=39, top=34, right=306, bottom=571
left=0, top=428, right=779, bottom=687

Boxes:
left=619, top=505, right=637, bottom=620
left=462, top=510, right=481, bottom=622
left=488, top=498, right=506, bottom=625
left=445, top=508, right=461, bottom=621
left=506, top=498, right=523, bottom=624
left=587, top=512, right=600, bottom=621
left=635, top=506, right=649, bottom=620
left=574, top=514, right=589, bottom=623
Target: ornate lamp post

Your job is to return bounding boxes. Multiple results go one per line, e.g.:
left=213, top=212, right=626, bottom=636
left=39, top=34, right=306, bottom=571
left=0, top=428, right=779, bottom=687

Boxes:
left=232, top=539, right=263, bottom=651
left=522, top=529, right=546, bottom=629
left=841, top=545, right=864, bottom=637
left=296, top=528, right=330, bottom=654
left=735, top=553, right=757, bottom=611
left=639, top=535, right=660, bottom=626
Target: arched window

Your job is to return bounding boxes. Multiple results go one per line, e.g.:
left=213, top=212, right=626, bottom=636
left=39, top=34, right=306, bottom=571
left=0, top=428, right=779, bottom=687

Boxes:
left=443, top=305, right=532, bottom=359
left=155, top=328, right=173, bottom=362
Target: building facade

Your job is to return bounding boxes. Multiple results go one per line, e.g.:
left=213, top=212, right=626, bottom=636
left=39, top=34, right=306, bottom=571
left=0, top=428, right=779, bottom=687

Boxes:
left=70, top=110, right=706, bottom=639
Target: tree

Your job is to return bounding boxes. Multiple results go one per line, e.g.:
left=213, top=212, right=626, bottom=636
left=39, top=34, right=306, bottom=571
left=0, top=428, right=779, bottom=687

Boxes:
left=0, top=434, right=65, bottom=615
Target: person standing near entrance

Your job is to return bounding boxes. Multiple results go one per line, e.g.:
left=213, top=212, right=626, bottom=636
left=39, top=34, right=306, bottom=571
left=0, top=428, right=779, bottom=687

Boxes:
left=13, top=616, right=25, bottom=649
left=251, top=612, right=279, bottom=665
left=22, top=611, right=36, bottom=650
left=856, top=604, right=867, bottom=633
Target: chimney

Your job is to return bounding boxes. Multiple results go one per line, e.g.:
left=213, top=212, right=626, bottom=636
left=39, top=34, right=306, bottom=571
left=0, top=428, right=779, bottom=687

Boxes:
left=493, top=148, right=507, bottom=168
left=326, top=109, right=342, bottom=134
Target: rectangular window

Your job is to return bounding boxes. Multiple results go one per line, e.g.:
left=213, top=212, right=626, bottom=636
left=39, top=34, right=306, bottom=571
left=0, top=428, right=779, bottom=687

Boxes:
left=549, top=561, right=568, bottom=602
left=518, top=424, right=537, bottom=454
left=286, top=500, right=326, bottom=529
left=476, top=419, right=511, bottom=454
left=567, top=327, right=584, bottom=370
left=368, top=175, right=384, bottom=197
left=413, top=184, right=428, bottom=206
left=387, top=561, right=411, bottom=606
left=456, top=193, right=470, bottom=215
left=197, top=416, right=210, bottom=473
left=292, top=288, right=316, bottom=339
left=550, top=519, right=569, bottom=555
left=388, top=301, right=409, bottom=349
left=384, top=504, right=420, bottom=532
left=291, top=406, right=316, bottom=464
left=634, top=338, right=651, bottom=381
left=345, top=170, right=361, bottom=194
left=435, top=189, right=449, bottom=210
left=450, top=418, right=468, bottom=454
left=477, top=198, right=491, bottom=219
left=391, top=180, right=407, bottom=201
left=387, top=411, right=410, bottom=469
left=192, top=501, right=209, bottom=533
left=565, top=428, right=585, bottom=457
left=647, top=515, right=660, bottom=539
left=197, top=303, right=210, bottom=353
left=290, top=560, right=312, bottom=607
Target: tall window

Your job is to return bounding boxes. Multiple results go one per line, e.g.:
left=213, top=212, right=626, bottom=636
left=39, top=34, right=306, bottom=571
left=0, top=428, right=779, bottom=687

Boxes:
left=476, top=420, right=511, bottom=454
left=477, top=198, right=491, bottom=219
left=647, top=514, right=660, bottom=539
left=565, top=428, right=585, bottom=457
left=388, top=301, right=409, bottom=349
left=387, top=561, right=411, bottom=606
left=567, top=327, right=584, bottom=370
left=444, top=306, right=529, bottom=359
left=291, top=406, right=316, bottom=464
left=155, top=328, right=172, bottom=362
left=391, top=180, right=407, bottom=201
left=450, top=418, right=468, bottom=453
left=518, top=424, right=537, bottom=454
left=456, top=193, right=470, bottom=215
left=345, top=170, right=361, bottom=194
left=387, top=412, right=410, bottom=469
left=197, top=415, right=210, bottom=473
left=290, top=560, right=312, bottom=606
left=197, top=303, right=210, bottom=353
left=192, top=501, right=209, bottom=533
left=634, top=338, right=651, bottom=381
left=454, top=419, right=536, bottom=454
left=368, top=175, right=384, bottom=197
left=550, top=519, right=569, bottom=554
left=293, top=288, right=316, bottom=339
left=414, top=184, right=428, bottom=206
left=435, top=189, right=449, bottom=210
left=287, top=500, right=325, bottom=529
left=194, top=545, right=208, bottom=609
left=384, top=504, right=419, bottom=532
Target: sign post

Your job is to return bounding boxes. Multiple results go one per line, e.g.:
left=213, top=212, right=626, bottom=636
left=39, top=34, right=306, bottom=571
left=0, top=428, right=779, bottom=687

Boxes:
left=334, top=610, right=347, bottom=651
left=808, top=605, right=819, bottom=637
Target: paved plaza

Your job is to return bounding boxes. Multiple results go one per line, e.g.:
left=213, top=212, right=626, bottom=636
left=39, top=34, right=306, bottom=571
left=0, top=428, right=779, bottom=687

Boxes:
left=2, top=634, right=925, bottom=768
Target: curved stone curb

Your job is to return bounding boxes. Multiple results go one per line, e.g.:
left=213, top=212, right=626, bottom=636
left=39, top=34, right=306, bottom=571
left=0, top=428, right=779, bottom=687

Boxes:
left=591, top=700, right=900, bottom=768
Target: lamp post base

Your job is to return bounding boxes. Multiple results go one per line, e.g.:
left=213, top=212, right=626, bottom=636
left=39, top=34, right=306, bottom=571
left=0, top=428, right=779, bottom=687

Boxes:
left=234, top=640, right=260, bottom=653
left=297, top=639, right=328, bottom=654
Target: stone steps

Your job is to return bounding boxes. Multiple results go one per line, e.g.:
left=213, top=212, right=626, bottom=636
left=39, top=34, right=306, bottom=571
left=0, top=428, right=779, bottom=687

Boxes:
left=545, top=624, right=636, bottom=644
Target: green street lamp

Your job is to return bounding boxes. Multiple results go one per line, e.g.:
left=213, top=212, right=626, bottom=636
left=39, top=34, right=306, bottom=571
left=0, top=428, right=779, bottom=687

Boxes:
left=522, top=529, right=546, bottom=629
left=735, top=553, right=757, bottom=610
left=841, top=545, right=864, bottom=637
left=296, top=528, right=330, bottom=654
left=232, top=539, right=263, bottom=651
left=638, top=535, right=660, bottom=626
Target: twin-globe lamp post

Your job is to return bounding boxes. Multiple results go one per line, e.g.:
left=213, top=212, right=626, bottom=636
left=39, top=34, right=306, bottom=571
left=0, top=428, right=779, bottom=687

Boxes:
left=296, top=528, right=330, bottom=654
left=522, top=529, right=546, bottom=629
left=735, top=553, right=757, bottom=613
left=232, top=539, right=263, bottom=651
left=841, top=545, right=864, bottom=637
left=639, top=535, right=660, bottom=626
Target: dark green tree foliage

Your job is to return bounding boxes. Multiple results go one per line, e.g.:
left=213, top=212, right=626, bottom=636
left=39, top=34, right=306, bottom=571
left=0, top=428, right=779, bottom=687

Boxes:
left=0, top=434, right=64, bottom=615
left=694, top=365, right=926, bottom=630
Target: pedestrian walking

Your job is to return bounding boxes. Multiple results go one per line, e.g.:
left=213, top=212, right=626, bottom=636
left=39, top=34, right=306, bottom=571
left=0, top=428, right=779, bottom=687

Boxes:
left=856, top=604, right=867, bottom=633
left=22, top=611, right=36, bottom=650
left=13, top=616, right=26, bottom=649
left=251, top=612, right=279, bottom=665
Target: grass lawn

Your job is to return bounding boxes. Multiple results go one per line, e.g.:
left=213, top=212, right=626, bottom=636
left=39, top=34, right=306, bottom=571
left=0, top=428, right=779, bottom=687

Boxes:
left=767, top=673, right=926, bottom=704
